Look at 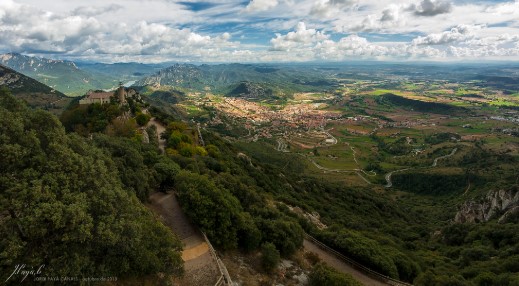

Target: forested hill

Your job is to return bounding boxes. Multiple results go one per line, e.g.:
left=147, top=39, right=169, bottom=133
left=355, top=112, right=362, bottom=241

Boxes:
left=0, top=87, right=316, bottom=284
left=0, top=89, right=183, bottom=284
left=0, top=65, right=72, bottom=114
left=0, top=85, right=371, bottom=284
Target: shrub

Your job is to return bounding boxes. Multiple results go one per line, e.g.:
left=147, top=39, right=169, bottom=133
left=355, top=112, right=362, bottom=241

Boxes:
left=261, top=242, right=280, bottom=273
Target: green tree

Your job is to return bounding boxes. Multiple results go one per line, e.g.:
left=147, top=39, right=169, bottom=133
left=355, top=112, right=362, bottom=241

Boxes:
left=105, top=117, right=139, bottom=138
left=261, top=242, right=280, bottom=273
left=309, top=263, right=362, bottom=286
left=154, top=157, right=181, bottom=191
left=0, top=90, right=183, bottom=283
left=174, top=171, right=242, bottom=249
left=93, top=134, right=156, bottom=201
left=135, top=112, right=151, bottom=126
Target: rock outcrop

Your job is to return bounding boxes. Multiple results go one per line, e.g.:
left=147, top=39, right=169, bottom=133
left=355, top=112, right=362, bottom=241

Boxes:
left=454, top=187, right=519, bottom=223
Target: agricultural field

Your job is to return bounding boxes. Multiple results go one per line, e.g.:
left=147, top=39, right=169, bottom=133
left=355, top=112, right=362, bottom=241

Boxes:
left=139, top=62, right=519, bottom=284
left=166, top=67, right=519, bottom=194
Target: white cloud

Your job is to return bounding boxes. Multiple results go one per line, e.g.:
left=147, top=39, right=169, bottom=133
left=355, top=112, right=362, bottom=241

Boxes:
left=380, top=5, right=402, bottom=22
left=2, top=0, right=519, bottom=62
left=408, top=0, right=452, bottom=17
left=411, top=24, right=482, bottom=45
left=0, top=0, right=238, bottom=62
left=310, top=0, right=355, bottom=18
left=270, top=23, right=408, bottom=61
left=270, top=22, right=328, bottom=51
left=343, top=3, right=408, bottom=33
left=244, top=0, right=279, bottom=12
left=485, top=0, right=519, bottom=16
left=72, top=4, right=123, bottom=17
left=267, top=21, right=519, bottom=62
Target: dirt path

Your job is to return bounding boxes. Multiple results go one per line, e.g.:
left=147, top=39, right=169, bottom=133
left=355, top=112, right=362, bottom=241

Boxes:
left=303, top=239, right=388, bottom=286
left=148, top=192, right=219, bottom=286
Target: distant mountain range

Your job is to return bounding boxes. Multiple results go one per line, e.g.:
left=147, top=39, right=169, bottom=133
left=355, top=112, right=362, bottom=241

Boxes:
left=0, top=64, right=72, bottom=114
left=76, top=62, right=167, bottom=85
left=0, top=53, right=120, bottom=96
left=134, top=63, right=339, bottom=99
left=0, top=53, right=164, bottom=96
left=0, top=55, right=340, bottom=100
left=4, top=53, right=518, bottom=102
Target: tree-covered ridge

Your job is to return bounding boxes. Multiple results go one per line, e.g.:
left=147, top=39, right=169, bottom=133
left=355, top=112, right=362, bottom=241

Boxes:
left=0, top=89, right=183, bottom=283
left=0, top=65, right=72, bottom=114
left=162, top=130, right=306, bottom=260
left=1, top=84, right=306, bottom=282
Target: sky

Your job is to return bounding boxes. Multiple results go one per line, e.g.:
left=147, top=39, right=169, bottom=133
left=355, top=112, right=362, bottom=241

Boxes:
left=0, top=0, right=519, bottom=63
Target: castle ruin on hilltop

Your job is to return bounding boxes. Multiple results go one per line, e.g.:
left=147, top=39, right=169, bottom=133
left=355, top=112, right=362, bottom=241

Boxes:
left=79, top=83, right=134, bottom=105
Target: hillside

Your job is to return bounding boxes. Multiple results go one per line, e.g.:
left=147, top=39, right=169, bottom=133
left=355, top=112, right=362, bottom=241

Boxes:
left=0, top=64, right=71, bottom=114
left=134, top=63, right=338, bottom=98
left=380, top=93, right=469, bottom=115
left=0, top=89, right=184, bottom=284
left=0, top=53, right=118, bottom=96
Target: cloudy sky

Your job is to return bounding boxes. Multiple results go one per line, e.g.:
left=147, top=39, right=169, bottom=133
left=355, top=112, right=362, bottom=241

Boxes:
left=1, top=0, right=519, bottom=63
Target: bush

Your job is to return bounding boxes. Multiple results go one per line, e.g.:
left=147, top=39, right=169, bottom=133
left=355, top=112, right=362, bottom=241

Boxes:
left=474, top=272, right=496, bottom=286
left=326, top=229, right=399, bottom=278
left=309, top=263, right=362, bottom=286
left=174, top=171, right=242, bottom=249
left=135, top=112, right=151, bottom=126
left=261, top=242, right=280, bottom=273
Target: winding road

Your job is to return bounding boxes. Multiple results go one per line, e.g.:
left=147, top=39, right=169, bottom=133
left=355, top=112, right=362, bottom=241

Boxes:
left=431, top=148, right=458, bottom=167
left=303, top=154, right=374, bottom=185
left=323, top=128, right=338, bottom=145
left=385, top=148, right=458, bottom=188
left=276, top=138, right=290, bottom=152
left=276, top=129, right=378, bottom=184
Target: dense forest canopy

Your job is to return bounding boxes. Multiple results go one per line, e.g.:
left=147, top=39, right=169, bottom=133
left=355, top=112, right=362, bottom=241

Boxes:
left=0, top=88, right=183, bottom=283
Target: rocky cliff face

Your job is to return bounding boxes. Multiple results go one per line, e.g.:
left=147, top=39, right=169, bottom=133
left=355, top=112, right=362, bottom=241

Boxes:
left=455, top=187, right=519, bottom=223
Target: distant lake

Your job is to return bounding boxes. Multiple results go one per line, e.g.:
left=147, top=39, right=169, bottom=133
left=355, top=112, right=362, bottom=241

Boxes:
left=124, top=81, right=136, bottom=87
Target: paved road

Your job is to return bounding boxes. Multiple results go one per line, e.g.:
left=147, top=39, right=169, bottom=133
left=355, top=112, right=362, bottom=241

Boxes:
left=303, top=155, right=374, bottom=185
left=148, top=192, right=219, bottom=286
left=385, top=148, right=458, bottom=188
left=432, top=148, right=458, bottom=167
left=304, top=239, right=388, bottom=286
left=276, top=138, right=289, bottom=152
left=384, top=168, right=411, bottom=188
left=323, top=128, right=338, bottom=145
